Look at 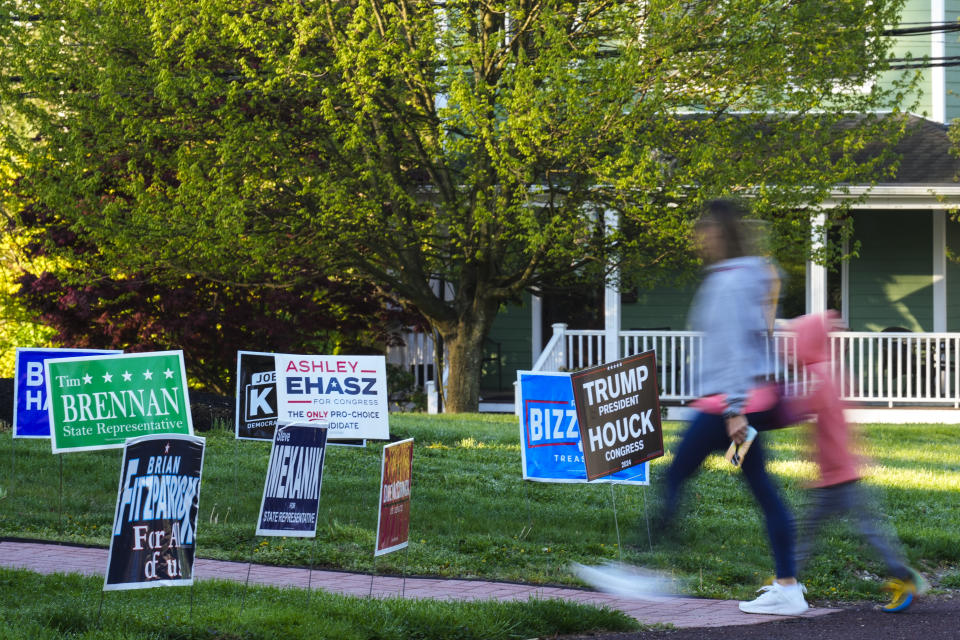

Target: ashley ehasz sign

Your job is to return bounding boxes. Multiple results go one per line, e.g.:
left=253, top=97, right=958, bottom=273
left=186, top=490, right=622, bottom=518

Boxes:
left=570, top=351, right=664, bottom=481
left=46, top=351, right=193, bottom=453
left=235, top=351, right=365, bottom=447
left=274, top=354, right=389, bottom=440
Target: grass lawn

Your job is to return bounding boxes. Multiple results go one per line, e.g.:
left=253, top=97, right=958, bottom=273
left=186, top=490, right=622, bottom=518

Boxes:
left=2, top=413, right=959, bottom=608
left=0, top=567, right=642, bottom=639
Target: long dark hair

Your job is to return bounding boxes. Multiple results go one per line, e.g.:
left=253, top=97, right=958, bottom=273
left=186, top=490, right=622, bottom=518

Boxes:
left=694, top=199, right=748, bottom=260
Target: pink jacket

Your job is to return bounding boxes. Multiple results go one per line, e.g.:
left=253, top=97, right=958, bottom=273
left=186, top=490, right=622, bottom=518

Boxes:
left=791, top=312, right=860, bottom=488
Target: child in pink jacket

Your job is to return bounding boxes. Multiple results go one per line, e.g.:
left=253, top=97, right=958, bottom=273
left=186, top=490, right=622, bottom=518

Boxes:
left=790, top=312, right=926, bottom=612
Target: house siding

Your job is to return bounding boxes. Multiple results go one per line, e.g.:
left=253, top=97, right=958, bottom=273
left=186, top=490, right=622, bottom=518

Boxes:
left=947, top=217, right=960, bottom=331
left=948, top=1, right=960, bottom=121
left=881, top=0, right=960, bottom=122
left=887, top=0, right=934, bottom=118
left=483, top=294, right=532, bottom=390
left=621, top=285, right=695, bottom=331
left=848, top=210, right=933, bottom=332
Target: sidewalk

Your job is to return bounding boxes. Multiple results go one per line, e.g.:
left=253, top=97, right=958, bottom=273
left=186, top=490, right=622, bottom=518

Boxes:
left=0, top=539, right=837, bottom=629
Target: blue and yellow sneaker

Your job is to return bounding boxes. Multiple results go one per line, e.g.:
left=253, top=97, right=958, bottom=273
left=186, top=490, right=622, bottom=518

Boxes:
left=881, top=577, right=917, bottom=613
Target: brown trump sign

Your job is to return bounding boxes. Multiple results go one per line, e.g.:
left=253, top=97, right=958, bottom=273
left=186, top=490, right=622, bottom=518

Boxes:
left=570, top=351, right=663, bottom=481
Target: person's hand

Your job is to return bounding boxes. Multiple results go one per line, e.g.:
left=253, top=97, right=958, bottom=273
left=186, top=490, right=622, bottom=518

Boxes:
left=726, top=413, right=748, bottom=444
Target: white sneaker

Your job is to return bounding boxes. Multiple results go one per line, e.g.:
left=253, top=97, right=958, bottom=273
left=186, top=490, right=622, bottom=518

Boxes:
left=738, top=582, right=809, bottom=615
left=570, top=562, right=681, bottom=600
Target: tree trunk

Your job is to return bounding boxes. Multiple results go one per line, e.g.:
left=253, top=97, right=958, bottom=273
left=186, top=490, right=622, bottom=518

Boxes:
left=439, top=302, right=498, bottom=413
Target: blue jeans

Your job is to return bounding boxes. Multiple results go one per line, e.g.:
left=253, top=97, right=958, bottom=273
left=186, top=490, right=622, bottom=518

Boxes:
left=661, top=410, right=796, bottom=578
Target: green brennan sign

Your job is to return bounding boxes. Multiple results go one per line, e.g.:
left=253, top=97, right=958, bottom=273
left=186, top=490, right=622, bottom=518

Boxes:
left=46, top=351, right=194, bottom=453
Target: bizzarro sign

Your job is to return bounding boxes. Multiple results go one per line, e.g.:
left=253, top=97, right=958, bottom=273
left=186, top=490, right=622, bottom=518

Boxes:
left=46, top=351, right=194, bottom=453
left=517, top=371, right=648, bottom=484
left=570, top=351, right=663, bottom=481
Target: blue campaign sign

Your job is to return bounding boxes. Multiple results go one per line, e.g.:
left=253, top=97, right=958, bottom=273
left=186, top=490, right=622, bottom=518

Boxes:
left=256, top=423, right=328, bottom=537
left=13, top=347, right=121, bottom=438
left=517, top=371, right=648, bottom=485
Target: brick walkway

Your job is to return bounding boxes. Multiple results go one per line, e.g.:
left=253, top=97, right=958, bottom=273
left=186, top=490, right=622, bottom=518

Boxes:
left=0, top=539, right=837, bottom=629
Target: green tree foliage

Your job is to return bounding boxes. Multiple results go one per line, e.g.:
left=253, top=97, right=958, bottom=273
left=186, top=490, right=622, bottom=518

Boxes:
left=0, top=0, right=914, bottom=410
left=1, top=1, right=422, bottom=389
left=0, top=95, right=56, bottom=375
left=0, top=237, right=55, bottom=376
left=6, top=178, right=420, bottom=393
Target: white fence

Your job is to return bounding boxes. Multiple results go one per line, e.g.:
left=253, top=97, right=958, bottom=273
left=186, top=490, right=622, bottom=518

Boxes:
left=388, top=326, right=960, bottom=408
left=533, top=325, right=960, bottom=408
left=386, top=331, right=438, bottom=388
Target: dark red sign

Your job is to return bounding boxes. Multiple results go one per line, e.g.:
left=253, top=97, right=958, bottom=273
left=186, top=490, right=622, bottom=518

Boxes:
left=375, top=438, right=413, bottom=556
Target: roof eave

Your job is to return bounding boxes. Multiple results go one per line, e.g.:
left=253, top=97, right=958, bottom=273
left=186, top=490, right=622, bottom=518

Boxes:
left=824, top=185, right=960, bottom=209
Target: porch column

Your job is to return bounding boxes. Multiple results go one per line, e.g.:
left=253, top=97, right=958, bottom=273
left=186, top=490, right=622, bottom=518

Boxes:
left=604, top=210, right=621, bottom=363
left=605, top=276, right=621, bottom=364
left=531, top=294, right=543, bottom=364
left=934, top=210, right=947, bottom=332
left=806, top=211, right=828, bottom=314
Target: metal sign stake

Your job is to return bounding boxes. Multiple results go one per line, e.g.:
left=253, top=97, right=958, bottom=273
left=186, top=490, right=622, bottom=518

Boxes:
left=641, top=485, right=654, bottom=553
left=307, top=535, right=318, bottom=605
left=610, top=482, right=623, bottom=563
left=240, top=542, right=255, bottom=611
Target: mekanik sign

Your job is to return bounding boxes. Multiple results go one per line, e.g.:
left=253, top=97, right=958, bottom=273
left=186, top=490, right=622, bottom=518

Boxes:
left=46, top=351, right=193, bottom=453
left=256, top=423, right=328, bottom=537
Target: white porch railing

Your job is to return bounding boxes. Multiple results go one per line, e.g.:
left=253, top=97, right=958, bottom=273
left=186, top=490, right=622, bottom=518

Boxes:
left=386, top=331, right=438, bottom=387
left=388, top=325, right=960, bottom=408
left=828, top=331, right=960, bottom=407
left=534, top=324, right=960, bottom=408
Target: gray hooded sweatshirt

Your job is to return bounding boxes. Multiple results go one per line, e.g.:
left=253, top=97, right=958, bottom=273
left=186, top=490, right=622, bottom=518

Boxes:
left=687, top=256, right=776, bottom=414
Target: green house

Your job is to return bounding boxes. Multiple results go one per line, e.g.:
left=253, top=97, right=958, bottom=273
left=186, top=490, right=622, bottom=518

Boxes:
left=391, top=2, right=960, bottom=421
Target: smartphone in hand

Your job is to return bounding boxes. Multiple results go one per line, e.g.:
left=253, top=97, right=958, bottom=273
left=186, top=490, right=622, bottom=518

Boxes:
left=725, top=425, right=758, bottom=468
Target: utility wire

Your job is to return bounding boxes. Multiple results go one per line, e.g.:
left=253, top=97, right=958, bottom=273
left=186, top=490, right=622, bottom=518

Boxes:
left=4, top=14, right=960, bottom=74
left=884, top=22, right=960, bottom=36
left=889, top=57, right=960, bottom=70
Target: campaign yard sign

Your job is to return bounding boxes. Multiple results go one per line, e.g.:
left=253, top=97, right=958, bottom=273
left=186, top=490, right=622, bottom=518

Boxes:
left=235, top=351, right=365, bottom=446
left=14, top=347, right=121, bottom=438
left=105, top=434, right=205, bottom=591
left=275, top=354, right=389, bottom=440
left=256, top=423, right=328, bottom=537
left=517, top=371, right=648, bottom=485
left=375, top=438, right=413, bottom=557
left=235, top=351, right=280, bottom=440
left=46, top=351, right=194, bottom=453
left=570, top=352, right=664, bottom=481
